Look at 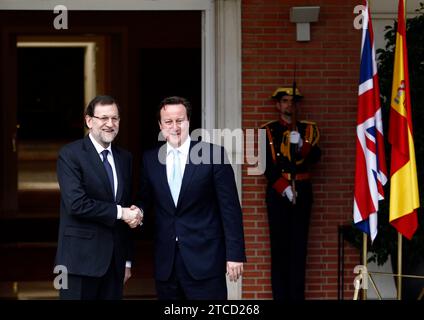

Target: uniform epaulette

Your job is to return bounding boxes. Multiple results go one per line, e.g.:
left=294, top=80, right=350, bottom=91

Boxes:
left=300, top=120, right=317, bottom=125
left=260, top=120, right=279, bottom=128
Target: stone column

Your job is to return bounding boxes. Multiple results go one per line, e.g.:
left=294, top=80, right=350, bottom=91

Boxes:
left=215, top=0, right=243, bottom=300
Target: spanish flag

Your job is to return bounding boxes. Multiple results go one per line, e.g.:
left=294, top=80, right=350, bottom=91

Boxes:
left=389, top=0, right=420, bottom=240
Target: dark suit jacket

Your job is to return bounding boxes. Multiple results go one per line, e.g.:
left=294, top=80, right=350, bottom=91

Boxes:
left=55, top=135, right=133, bottom=280
left=139, top=141, right=246, bottom=281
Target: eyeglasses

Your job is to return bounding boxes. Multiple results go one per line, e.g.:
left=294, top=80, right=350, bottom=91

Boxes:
left=92, top=115, right=120, bottom=123
left=161, top=119, right=187, bottom=128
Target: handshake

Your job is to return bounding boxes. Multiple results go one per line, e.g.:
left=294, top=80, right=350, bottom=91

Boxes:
left=122, top=205, right=144, bottom=228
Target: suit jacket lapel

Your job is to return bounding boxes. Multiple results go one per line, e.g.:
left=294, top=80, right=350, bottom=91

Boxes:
left=176, top=141, right=197, bottom=208
left=112, top=146, right=124, bottom=203
left=83, top=136, right=115, bottom=200
left=157, top=144, right=176, bottom=208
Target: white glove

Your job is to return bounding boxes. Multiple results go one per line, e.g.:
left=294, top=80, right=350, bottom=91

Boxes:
left=282, top=186, right=294, bottom=202
left=290, top=131, right=303, bottom=148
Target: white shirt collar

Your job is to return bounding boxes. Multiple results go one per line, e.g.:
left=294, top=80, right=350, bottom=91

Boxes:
left=89, top=133, right=112, bottom=155
left=166, top=136, right=191, bottom=156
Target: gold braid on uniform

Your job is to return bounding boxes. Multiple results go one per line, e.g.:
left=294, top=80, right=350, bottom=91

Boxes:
left=265, top=126, right=277, bottom=164
left=280, top=130, right=291, bottom=160
left=280, top=123, right=320, bottom=165
left=303, top=121, right=320, bottom=146
left=280, top=131, right=305, bottom=165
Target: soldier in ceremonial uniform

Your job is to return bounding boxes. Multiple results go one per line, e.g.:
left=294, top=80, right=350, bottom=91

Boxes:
left=261, top=87, right=321, bottom=301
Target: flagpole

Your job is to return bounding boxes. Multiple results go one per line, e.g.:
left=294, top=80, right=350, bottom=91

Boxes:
left=397, top=232, right=402, bottom=300
left=362, top=233, right=368, bottom=300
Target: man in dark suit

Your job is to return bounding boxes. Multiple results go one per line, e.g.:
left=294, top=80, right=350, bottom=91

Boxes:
left=55, top=95, right=143, bottom=300
left=138, top=96, right=246, bottom=300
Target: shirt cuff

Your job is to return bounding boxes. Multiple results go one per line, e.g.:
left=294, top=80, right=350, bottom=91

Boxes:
left=125, top=261, right=132, bottom=268
left=117, top=205, right=122, bottom=220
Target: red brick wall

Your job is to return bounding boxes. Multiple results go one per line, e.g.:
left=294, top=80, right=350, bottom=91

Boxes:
left=241, top=0, right=361, bottom=299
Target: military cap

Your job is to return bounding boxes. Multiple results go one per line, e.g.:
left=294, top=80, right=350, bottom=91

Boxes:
left=271, top=87, right=303, bottom=100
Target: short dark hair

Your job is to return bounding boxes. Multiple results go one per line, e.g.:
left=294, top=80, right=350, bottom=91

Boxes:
left=157, top=96, right=192, bottom=122
left=84, top=95, right=120, bottom=118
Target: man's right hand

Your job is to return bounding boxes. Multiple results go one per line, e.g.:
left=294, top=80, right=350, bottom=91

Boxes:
left=122, top=206, right=143, bottom=228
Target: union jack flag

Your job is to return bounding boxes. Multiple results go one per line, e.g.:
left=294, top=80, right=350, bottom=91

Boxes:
left=353, top=1, right=387, bottom=242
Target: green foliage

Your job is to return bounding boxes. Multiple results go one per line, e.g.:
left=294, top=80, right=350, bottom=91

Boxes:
left=352, top=3, right=424, bottom=266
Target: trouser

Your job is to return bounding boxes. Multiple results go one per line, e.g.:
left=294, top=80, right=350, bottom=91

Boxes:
left=60, top=254, right=124, bottom=300
left=155, top=244, right=227, bottom=300
left=266, top=182, right=312, bottom=301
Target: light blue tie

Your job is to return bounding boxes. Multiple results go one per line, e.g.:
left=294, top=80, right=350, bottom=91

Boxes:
left=170, top=149, right=182, bottom=206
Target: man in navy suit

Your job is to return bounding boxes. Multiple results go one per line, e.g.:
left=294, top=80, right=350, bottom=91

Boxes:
left=138, top=96, right=246, bottom=300
left=55, top=95, right=143, bottom=299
